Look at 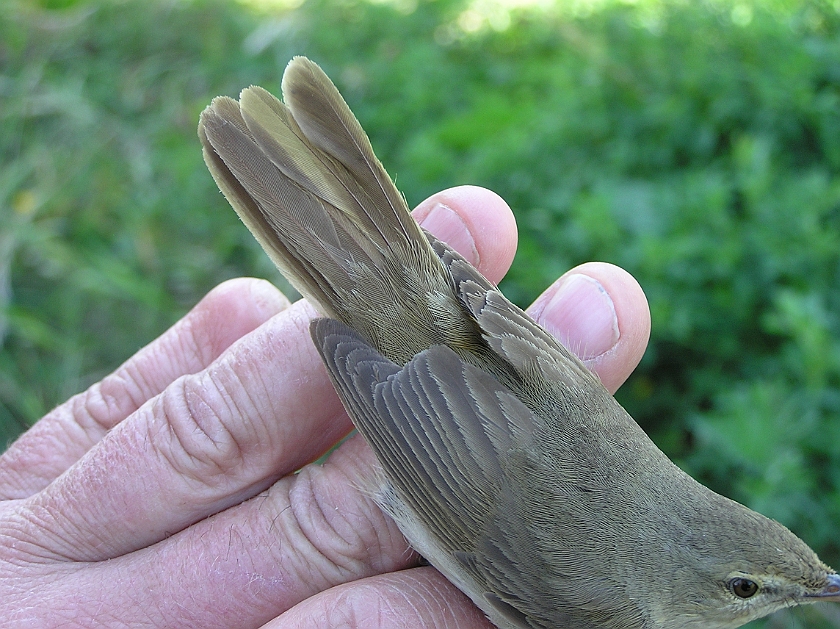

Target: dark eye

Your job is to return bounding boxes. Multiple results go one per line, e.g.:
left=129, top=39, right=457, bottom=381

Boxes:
left=730, top=578, right=759, bottom=598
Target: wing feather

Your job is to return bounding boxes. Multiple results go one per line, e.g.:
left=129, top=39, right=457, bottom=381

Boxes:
left=312, top=318, right=539, bottom=553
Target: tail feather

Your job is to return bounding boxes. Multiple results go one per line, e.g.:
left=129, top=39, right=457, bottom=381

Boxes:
left=198, top=57, right=445, bottom=335
left=238, top=86, right=377, bottom=248
left=200, top=96, right=362, bottom=320
left=281, top=57, right=422, bottom=246
left=197, top=97, right=324, bottom=290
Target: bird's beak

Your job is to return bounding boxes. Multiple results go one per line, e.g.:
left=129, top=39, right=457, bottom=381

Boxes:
left=809, top=573, right=840, bottom=601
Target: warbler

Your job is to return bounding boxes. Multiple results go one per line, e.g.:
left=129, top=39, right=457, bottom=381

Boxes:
left=198, top=56, right=840, bottom=629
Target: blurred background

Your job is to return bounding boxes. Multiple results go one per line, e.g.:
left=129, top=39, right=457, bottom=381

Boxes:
left=2, top=0, right=840, bottom=625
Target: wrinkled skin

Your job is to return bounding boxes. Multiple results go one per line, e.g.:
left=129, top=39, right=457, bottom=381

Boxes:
left=0, top=186, right=650, bottom=629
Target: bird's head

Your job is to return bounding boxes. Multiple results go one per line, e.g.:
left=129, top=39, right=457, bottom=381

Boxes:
left=652, top=494, right=839, bottom=628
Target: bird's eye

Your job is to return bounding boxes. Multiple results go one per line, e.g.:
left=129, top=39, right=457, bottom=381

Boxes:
left=729, top=578, right=759, bottom=599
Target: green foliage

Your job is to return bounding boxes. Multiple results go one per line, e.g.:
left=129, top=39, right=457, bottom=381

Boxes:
left=3, top=0, right=840, bottom=625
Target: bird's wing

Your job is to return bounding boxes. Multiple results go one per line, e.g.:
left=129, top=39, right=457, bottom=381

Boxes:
left=312, top=317, right=538, bottom=547
left=312, top=316, right=560, bottom=627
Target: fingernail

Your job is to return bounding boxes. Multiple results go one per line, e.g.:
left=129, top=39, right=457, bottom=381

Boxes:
left=540, top=274, right=619, bottom=360
left=419, top=203, right=479, bottom=265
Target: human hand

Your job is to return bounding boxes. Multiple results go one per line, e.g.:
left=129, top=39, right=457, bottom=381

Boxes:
left=0, top=185, right=650, bottom=628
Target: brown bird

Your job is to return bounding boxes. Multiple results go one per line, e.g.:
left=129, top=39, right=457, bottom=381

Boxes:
left=198, top=56, right=840, bottom=628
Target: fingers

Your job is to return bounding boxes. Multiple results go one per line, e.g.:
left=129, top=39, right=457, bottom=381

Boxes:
left=10, top=298, right=351, bottom=562
left=527, top=261, right=651, bottom=393
left=266, top=567, right=495, bottom=629
left=12, top=440, right=480, bottom=629
left=0, top=278, right=290, bottom=500
left=21, top=436, right=412, bottom=628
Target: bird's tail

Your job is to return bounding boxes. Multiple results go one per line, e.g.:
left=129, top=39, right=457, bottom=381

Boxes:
left=198, top=56, right=444, bottom=344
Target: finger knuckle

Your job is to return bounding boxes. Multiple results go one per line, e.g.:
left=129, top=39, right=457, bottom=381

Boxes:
left=154, top=370, right=252, bottom=489
left=277, top=465, right=405, bottom=587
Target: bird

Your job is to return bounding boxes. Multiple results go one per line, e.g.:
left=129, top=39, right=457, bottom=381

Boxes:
left=198, top=55, right=840, bottom=629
